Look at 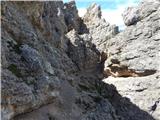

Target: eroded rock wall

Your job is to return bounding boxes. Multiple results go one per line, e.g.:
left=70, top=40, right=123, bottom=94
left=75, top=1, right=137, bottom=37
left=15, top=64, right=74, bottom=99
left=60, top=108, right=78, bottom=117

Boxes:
left=1, top=0, right=160, bottom=120
left=1, top=1, right=118, bottom=120
left=103, top=0, right=160, bottom=119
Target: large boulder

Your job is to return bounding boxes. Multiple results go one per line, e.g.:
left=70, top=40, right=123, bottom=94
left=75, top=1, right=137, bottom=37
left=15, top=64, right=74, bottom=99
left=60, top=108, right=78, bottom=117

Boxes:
left=122, top=7, right=140, bottom=26
left=122, top=0, right=160, bottom=26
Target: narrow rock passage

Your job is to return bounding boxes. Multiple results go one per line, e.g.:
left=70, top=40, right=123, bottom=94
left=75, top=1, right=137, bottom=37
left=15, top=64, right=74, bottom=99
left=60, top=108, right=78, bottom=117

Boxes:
left=1, top=0, right=160, bottom=120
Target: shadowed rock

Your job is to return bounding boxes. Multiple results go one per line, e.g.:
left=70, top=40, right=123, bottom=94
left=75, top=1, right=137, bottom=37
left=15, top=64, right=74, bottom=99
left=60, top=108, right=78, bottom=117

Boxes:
left=1, top=0, right=159, bottom=120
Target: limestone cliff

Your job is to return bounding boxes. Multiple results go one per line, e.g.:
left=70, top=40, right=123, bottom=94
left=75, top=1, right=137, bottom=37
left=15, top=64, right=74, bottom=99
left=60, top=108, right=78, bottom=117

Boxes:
left=1, top=0, right=160, bottom=120
left=103, top=0, right=160, bottom=119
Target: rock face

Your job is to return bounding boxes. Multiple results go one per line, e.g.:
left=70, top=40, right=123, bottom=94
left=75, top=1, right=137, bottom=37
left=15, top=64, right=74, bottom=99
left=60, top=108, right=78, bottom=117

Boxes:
left=103, top=0, right=160, bottom=120
left=104, top=0, right=160, bottom=76
left=122, top=0, right=160, bottom=26
left=1, top=1, right=117, bottom=120
left=83, top=3, right=119, bottom=52
left=66, top=30, right=100, bottom=70
left=122, top=7, right=140, bottom=26
left=1, top=0, right=160, bottom=120
left=103, top=73, right=160, bottom=120
left=63, top=1, right=81, bottom=33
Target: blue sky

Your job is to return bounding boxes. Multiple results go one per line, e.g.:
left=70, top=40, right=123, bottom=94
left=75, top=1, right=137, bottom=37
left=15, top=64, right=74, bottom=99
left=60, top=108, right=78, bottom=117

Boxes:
left=66, top=0, right=140, bottom=10
left=63, top=0, right=141, bottom=30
